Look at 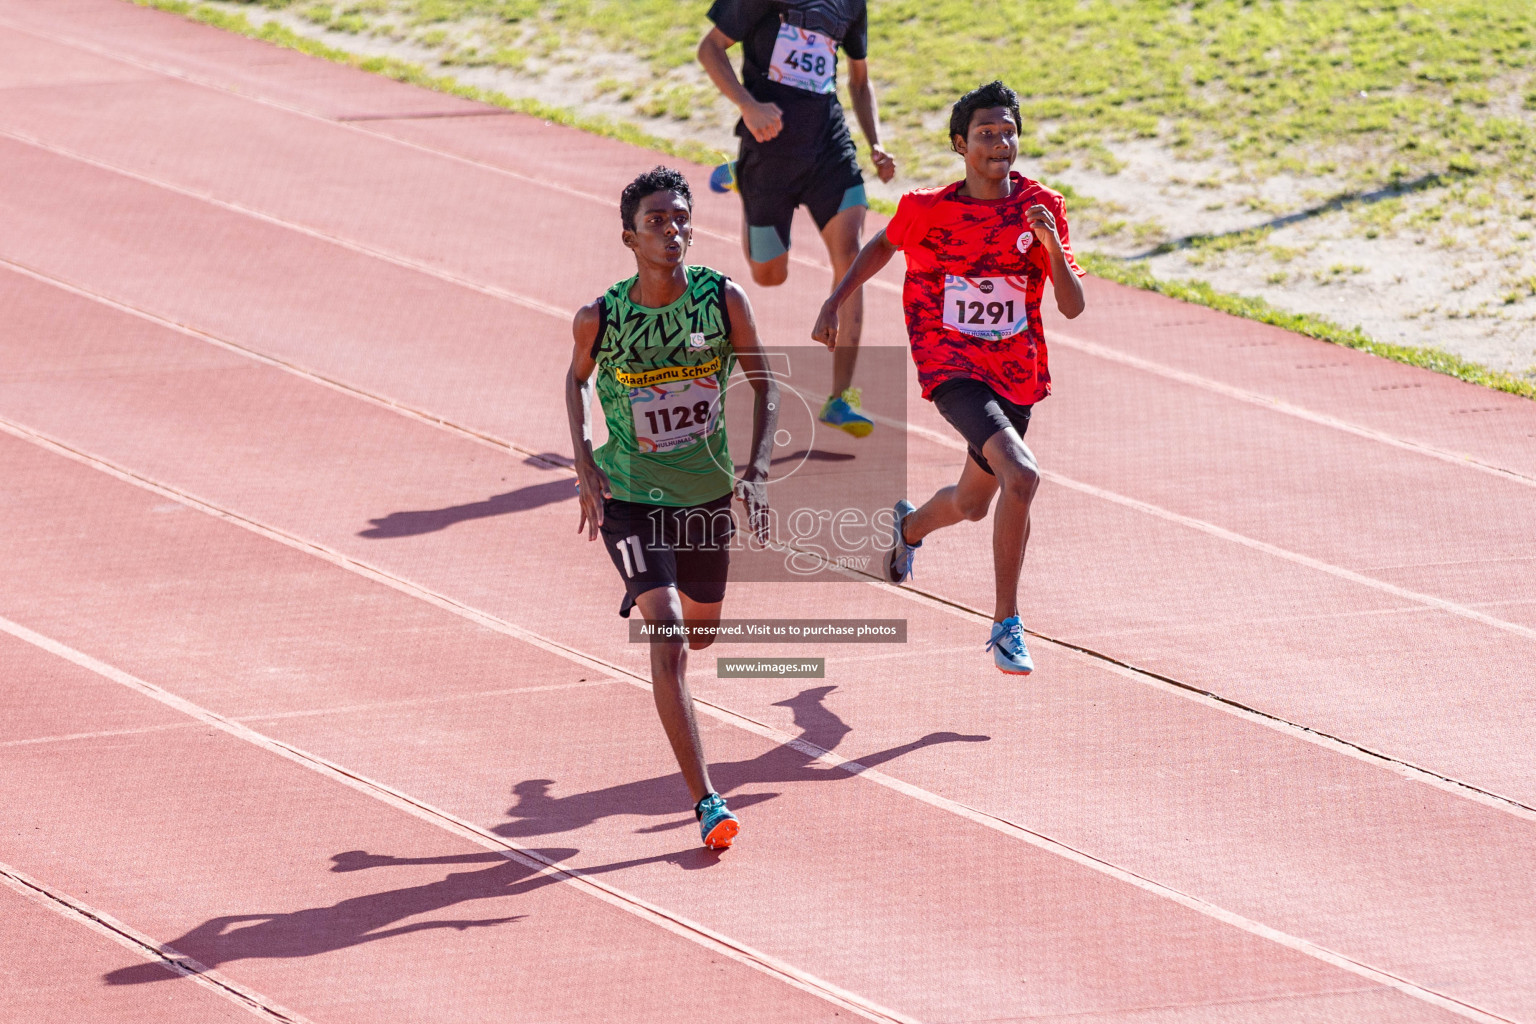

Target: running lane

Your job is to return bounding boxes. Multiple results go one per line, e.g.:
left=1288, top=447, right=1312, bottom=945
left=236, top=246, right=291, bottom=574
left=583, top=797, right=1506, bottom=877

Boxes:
left=5, top=0, right=1528, bottom=480
left=0, top=881, right=256, bottom=1024
left=2, top=257, right=1533, bottom=1021
left=1, top=119, right=1533, bottom=808
left=2, top=2, right=1535, bottom=1021
left=0, top=367, right=1479, bottom=1024
left=0, top=630, right=866, bottom=1023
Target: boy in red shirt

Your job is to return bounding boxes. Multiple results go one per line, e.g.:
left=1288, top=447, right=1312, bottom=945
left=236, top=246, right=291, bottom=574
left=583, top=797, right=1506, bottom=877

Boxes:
left=811, top=80, right=1085, bottom=674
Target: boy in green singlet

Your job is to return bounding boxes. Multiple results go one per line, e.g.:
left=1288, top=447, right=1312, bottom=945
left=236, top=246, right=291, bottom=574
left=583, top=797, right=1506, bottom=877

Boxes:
left=565, top=167, right=778, bottom=850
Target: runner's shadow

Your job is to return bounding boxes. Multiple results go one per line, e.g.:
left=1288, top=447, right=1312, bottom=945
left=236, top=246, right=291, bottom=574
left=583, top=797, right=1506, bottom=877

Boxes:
left=761, top=448, right=856, bottom=467
left=104, top=844, right=720, bottom=985
left=359, top=449, right=845, bottom=538
left=359, top=478, right=575, bottom=538
left=494, top=685, right=988, bottom=840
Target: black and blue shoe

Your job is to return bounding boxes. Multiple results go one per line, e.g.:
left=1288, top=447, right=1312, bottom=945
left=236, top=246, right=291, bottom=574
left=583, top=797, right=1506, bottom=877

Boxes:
left=886, top=499, right=921, bottom=583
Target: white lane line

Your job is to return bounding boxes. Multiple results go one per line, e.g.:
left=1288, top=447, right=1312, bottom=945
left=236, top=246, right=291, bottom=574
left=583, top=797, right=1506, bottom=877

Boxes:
left=821, top=643, right=980, bottom=666
left=8, top=131, right=1536, bottom=646
left=9, top=94, right=1535, bottom=507
left=10, top=10, right=1533, bottom=498
left=1054, top=475, right=1536, bottom=640
left=0, top=254, right=516, bottom=458
left=1364, top=554, right=1536, bottom=572
left=0, top=611, right=917, bottom=1024
left=6, top=232, right=1532, bottom=649
left=0, top=19, right=1522, bottom=1015
left=0, top=568, right=1512, bottom=1024
left=7, top=256, right=1536, bottom=822
left=1049, top=331, right=1536, bottom=489
left=0, top=18, right=837, bottom=278
left=0, top=722, right=197, bottom=748
left=863, top=408, right=1536, bottom=644
left=236, top=679, right=620, bottom=723
left=0, top=863, right=316, bottom=1024
left=0, top=127, right=571, bottom=323
left=870, top=576, right=1536, bottom=830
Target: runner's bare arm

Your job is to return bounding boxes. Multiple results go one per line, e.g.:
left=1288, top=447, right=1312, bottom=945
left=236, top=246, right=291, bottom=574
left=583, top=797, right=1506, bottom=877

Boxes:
left=697, top=27, right=783, bottom=143
left=811, top=229, right=896, bottom=348
left=566, top=302, right=612, bottom=540
left=725, top=280, right=778, bottom=542
left=1025, top=203, right=1086, bottom=319
left=846, top=59, right=895, bottom=183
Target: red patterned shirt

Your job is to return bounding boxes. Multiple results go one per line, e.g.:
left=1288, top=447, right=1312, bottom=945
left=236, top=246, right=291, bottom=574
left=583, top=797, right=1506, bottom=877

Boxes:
left=884, top=172, right=1084, bottom=406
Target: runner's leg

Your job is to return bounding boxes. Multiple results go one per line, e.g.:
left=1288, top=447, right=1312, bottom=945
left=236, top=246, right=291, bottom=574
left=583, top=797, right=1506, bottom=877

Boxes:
left=737, top=145, right=793, bottom=286
left=742, top=212, right=790, bottom=286
left=901, top=454, right=998, bottom=544
left=674, top=496, right=732, bottom=653
left=679, top=594, right=724, bottom=652
left=819, top=203, right=866, bottom=394
left=979, top=428, right=1040, bottom=623
left=632, top=585, right=716, bottom=804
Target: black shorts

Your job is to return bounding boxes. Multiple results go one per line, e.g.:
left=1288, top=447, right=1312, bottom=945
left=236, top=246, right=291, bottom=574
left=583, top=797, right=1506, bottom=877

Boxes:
left=600, top=493, right=735, bottom=617
left=737, top=134, right=865, bottom=263
left=930, top=377, right=1033, bottom=476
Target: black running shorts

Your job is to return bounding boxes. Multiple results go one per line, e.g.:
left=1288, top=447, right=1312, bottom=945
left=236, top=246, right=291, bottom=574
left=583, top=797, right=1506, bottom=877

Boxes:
left=929, top=377, right=1033, bottom=476
left=738, top=134, right=866, bottom=263
left=600, top=492, right=735, bottom=616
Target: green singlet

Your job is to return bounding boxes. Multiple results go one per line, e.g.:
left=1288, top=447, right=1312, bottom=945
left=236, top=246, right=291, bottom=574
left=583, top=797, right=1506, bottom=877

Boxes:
left=591, top=265, right=736, bottom=507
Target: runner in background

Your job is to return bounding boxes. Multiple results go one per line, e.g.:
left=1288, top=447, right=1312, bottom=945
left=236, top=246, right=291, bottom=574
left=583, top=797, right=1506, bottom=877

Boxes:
left=566, top=167, right=778, bottom=848
left=697, top=0, right=895, bottom=437
left=812, top=81, right=1086, bottom=675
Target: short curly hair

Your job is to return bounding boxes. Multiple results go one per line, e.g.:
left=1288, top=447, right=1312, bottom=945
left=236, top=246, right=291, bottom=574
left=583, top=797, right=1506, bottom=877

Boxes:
left=620, top=166, right=693, bottom=231
left=948, top=80, right=1022, bottom=151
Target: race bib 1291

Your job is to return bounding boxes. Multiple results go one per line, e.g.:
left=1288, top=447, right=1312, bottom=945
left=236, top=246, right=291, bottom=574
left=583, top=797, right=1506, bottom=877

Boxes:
left=767, top=23, right=837, bottom=94
left=942, top=275, right=1030, bottom=340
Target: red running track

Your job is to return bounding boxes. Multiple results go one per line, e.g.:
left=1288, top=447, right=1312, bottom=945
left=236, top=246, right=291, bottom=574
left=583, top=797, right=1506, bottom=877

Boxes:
left=1, top=2, right=1534, bottom=1022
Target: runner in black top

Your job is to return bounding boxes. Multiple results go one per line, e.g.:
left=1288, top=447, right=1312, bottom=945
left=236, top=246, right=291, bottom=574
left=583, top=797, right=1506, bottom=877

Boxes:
left=698, top=0, right=895, bottom=437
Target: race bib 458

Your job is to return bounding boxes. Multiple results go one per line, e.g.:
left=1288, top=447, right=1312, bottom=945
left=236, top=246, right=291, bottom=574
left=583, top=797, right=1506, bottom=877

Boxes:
left=768, top=23, right=837, bottom=94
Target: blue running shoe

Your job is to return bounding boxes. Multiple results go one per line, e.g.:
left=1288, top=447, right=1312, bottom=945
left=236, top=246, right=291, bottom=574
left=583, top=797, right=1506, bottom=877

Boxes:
left=886, top=499, right=921, bottom=583
left=819, top=387, right=874, bottom=438
left=695, top=792, right=739, bottom=849
left=985, top=616, right=1034, bottom=675
left=708, top=161, right=738, bottom=194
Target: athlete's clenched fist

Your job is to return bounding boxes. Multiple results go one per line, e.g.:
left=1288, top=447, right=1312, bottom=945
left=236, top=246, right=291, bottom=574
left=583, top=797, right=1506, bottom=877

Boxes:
left=810, top=298, right=840, bottom=350
left=742, top=99, right=784, bottom=143
left=870, top=143, right=896, bottom=183
left=1025, top=203, right=1064, bottom=256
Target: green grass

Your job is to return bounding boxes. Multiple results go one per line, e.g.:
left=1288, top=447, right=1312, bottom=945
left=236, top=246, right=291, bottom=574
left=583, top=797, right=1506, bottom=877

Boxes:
left=311, top=1, right=1535, bottom=193
left=181, top=1, right=1536, bottom=211
left=136, top=0, right=1536, bottom=401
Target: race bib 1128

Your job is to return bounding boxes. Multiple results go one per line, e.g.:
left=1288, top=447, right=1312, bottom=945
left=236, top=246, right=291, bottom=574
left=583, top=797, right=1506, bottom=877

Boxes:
left=942, top=275, right=1030, bottom=340
left=767, top=23, right=837, bottom=94
left=627, top=373, right=722, bottom=454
